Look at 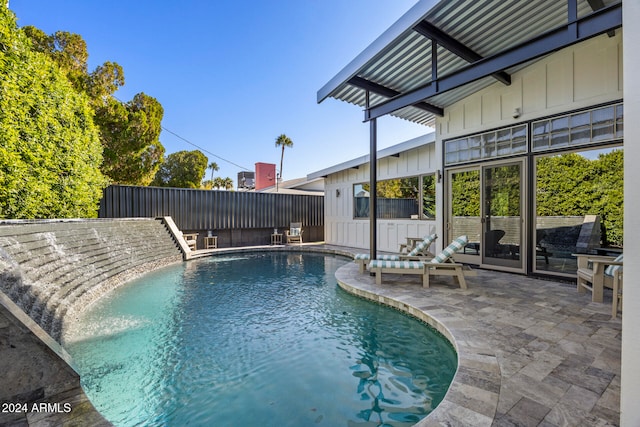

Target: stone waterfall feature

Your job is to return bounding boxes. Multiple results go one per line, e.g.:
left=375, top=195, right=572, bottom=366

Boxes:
left=0, top=218, right=183, bottom=343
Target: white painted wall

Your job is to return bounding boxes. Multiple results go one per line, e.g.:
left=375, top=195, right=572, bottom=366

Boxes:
left=436, top=31, right=623, bottom=141
left=324, top=143, right=438, bottom=252
left=622, top=3, right=640, bottom=425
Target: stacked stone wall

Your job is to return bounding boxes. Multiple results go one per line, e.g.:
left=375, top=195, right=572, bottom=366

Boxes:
left=0, top=218, right=182, bottom=342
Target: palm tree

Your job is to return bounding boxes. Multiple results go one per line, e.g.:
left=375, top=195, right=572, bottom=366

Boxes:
left=223, top=177, right=234, bottom=190
left=274, top=134, right=293, bottom=181
left=208, top=162, right=219, bottom=184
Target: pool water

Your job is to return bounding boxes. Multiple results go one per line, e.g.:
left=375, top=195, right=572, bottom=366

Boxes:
left=64, top=253, right=457, bottom=426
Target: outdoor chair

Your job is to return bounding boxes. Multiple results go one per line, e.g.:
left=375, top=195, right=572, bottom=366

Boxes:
left=484, top=229, right=511, bottom=258
left=575, top=253, right=623, bottom=304
left=535, top=229, right=553, bottom=264
left=422, top=235, right=470, bottom=289
left=398, top=234, right=438, bottom=258
left=181, top=232, right=198, bottom=251
left=611, top=261, right=623, bottom=319
left=354, top=234, right=437, bottom=273
left=368, top=235, right=470, bottom=289
left=285, top=222, right=303, bottom=244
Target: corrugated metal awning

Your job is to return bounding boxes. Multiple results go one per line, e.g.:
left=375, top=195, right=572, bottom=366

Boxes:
left=318, top=0, right=622, bottom=127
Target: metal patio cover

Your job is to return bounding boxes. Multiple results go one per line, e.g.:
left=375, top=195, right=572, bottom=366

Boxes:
left=317, top=0, right=622, bottom=127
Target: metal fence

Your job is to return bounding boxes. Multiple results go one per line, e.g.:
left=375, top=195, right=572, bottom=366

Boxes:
left=99, top=185, right=324, bottom=232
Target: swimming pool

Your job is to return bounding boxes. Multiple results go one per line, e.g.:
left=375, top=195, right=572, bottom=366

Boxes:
left=63, top=252, right=456, bottom=426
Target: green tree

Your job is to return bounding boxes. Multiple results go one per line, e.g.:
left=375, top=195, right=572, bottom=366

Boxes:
left=22, top=26, right=90, bottom=94
left=0, top=7, right=107, bottom=218
left=152, top=150, right=208, bottom=188
left=22, top=25, right=162, bottom=186
left=207, top=161, right=219, bottom=188
left=221, top=177, right=234, bottom=190
left=536, top=151, right=623, bottom=246
left=592, top=150, right=623, bottom=245
left=536, top=153, right=593, bottom=216
left=211, top=176, right=234, bottom=190
left=96, top=93, right=165, bottom=185
left=451, top=170, right=480, bottom=216
left=275, top=134, right=293, bottom=180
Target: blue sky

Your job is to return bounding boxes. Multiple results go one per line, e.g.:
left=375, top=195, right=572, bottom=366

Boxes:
left=9, top=1, right=430, bottom=184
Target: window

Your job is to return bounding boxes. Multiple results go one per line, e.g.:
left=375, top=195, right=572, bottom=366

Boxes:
left=445, top=124, right=527, bottom=165
left=354, top=175, right=435, bottom=220
left=532, top=103, right=623, bottom=152
left=534, top=147, right=623, bottom=275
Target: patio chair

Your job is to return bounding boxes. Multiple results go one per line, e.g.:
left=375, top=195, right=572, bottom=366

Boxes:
left=368, top=235, right=470, bottom=289
left=422, top=235, right=470, bottom=289
left=354, top=234, right=437, bottom=273
left=610, top=260, right=623, bottom=319
left=285, top=222, right=304, bottom=244
left=399, top=234, right=438, bottom=259
left=181, top=232, right=198, bottom=251
left=575, top=253, right=623, bottom=304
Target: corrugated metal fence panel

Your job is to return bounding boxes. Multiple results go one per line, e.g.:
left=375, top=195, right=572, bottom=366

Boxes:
left=99, top=185, right=324, bottom=231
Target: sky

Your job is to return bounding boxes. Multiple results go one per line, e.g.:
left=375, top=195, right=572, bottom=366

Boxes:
left=9, top=0, right=431, bottom=185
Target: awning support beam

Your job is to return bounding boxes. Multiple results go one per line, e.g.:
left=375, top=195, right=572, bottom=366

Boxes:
left=413, top=20, right=511, bottom=86
left=367, top=90, right=377, bottom=263
left=364, top=2, right=621, bottom=122
left=348, top=76, right=443, bottom=116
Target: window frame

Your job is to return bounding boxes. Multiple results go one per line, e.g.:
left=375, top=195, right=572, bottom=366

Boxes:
left=353, top=174, right=436, bottom=220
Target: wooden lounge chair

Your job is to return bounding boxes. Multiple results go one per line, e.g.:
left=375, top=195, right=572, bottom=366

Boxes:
left=422, top=235, right=469, bottom=289
left=285, top=222, right=303, bottom=244
left=575, top=253, right=623, bottom=304
left=368, top=235, right=470, bottom=289
left=354, top=253, right=401, bottom=274
left=368, top=260, right=428, bottom=286
left=354, top=234, right=437, bottom=273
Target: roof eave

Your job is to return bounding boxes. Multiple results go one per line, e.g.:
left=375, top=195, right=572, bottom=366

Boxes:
left=316, top=0, right=441, bottom=104
left=307, top=132, right=435, bottom=179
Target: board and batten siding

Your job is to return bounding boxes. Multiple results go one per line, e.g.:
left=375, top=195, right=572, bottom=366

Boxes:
left=324, top=143, right=438, bottom=253
left=436, top=32, right=623, bottom=140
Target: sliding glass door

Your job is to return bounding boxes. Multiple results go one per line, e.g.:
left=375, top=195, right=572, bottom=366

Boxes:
left=447, top=160, right=524, bottom=272
left=482, top=162, right=523, bottom=269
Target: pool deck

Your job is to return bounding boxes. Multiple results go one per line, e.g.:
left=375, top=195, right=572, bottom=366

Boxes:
left=195, top=243, right=621, bottom=426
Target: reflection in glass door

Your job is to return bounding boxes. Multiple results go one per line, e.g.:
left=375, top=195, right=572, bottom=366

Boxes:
left=448, top=169, right=481, bottom=263
left=482, top=163, right=522, bottom=269
left=447, top=161, right=524, bottom=271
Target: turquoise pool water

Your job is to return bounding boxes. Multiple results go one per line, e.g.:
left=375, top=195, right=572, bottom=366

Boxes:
left=64, top=252, right=456, bottom=426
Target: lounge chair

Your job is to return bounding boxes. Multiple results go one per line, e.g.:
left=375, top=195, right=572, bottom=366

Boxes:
left=422, top=235, right=470, bottom=289
left=354, top=234, right=437, bottom=273
left=285, top=222, right=303, bottom=244
left=575, top=253, right=623, bottom=304
left=368, top=259, right=428, bottom=286
left=368, top=235, right=469, bottom=289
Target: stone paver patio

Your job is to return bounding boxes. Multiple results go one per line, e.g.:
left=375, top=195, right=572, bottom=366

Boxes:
left=327, top=247, right=621, bottom=427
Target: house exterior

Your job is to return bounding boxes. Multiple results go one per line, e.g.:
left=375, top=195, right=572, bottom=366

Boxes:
left=309, top=133, right=437, bottom=252
left=314, top=0, right=640, bottom=423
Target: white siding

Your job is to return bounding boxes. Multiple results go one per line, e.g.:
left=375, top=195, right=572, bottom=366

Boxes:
left=437, top=31, right=623, bottom=140
left=323, top=144, right=438, bottom=253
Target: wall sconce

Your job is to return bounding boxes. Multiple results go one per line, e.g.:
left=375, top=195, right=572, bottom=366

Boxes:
left=436, top=169, right=442, bottom=183
left=336, top=189, right=341, bottom=197
left=512, top=107, right=521, bottom=119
